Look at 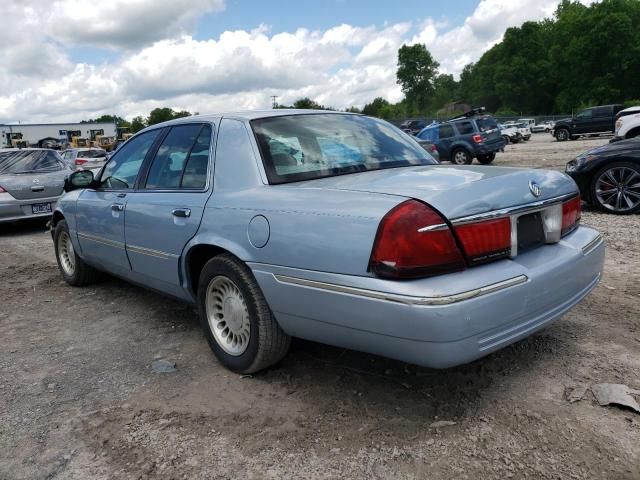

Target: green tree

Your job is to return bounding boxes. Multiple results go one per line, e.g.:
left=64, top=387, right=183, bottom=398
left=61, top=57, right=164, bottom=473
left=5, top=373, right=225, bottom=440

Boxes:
left=130, top=116, right=146, bottom=133
left=396, top=44, right=440, bottom=113
left=292, top=97, right=324, bottom=109
left=147, top=107, right=191, bottom=125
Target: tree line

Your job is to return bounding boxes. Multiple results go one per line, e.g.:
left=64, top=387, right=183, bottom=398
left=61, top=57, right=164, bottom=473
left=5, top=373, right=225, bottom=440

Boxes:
left=83, top=0, right=640, bottom=126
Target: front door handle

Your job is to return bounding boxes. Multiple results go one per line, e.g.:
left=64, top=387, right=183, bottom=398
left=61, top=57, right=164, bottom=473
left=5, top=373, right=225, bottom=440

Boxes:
left=111, top=203, right=124, bottom=212
left=172, top=208, right=191, bottom=218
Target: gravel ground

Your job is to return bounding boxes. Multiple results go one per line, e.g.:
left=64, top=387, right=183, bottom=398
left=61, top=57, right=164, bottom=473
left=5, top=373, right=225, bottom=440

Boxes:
left=1, top=134, right=639, bottom=479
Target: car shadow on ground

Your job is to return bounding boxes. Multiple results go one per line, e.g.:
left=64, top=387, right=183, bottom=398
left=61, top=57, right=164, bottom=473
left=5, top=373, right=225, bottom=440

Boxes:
left=0, top=219, right=49, bottom=237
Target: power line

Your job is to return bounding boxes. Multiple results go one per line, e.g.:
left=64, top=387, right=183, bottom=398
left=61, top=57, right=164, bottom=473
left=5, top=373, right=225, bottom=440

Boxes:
left=270, top=96, right=278, bottom=109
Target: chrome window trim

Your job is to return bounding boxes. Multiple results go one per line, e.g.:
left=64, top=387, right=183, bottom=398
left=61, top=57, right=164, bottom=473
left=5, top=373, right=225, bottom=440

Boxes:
left=273, top=274, right=528, bottom=306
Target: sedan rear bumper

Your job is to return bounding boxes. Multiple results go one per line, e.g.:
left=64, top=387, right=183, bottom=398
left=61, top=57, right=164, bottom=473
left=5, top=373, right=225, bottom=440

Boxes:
left=251, top=226, right=604, bottom=368
left=0, top=193, right=59, bottom=223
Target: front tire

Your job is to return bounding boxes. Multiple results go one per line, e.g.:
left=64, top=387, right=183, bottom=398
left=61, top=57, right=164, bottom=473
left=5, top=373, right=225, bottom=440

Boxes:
left=590, top=162, right=640, bottom=215
left=197, top=254, right=290, bottom=373
left=451, top=148, right=472, bottom=165
left=556, top=128, right=570, bottom=142
left=54, top=219, right=101, bottom=286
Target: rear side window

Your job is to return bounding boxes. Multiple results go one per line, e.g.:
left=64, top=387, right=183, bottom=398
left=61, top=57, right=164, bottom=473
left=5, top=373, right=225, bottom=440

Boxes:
left=593, top=107, right=611, bottom=118
left=456, top=121, right=475, bottom=135
left=78, top=149, right=107, bottom=159
left=439, top=124, right=455, bottom=138
left=0, top=150, right=63, bottom=174
left=144, top=124, right=211, bottom=190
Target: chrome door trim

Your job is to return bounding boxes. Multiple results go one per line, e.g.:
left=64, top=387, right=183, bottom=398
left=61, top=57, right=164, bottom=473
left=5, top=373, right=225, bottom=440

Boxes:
left=126, top=244, right=179, bottom=260
left=77, top=232, right=125, bottom=249
left=273, top=274, right=528, bottom=306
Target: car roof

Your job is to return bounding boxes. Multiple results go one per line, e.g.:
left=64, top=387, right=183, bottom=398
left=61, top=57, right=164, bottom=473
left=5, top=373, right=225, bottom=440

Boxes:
left=144, top=109, right=360, bottom=129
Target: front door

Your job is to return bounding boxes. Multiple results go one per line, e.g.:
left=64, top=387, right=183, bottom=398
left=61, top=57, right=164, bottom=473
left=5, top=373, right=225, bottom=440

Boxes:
left=124, top=123, right=213, bottom=298
left=75, top=129, right=162, bottom=276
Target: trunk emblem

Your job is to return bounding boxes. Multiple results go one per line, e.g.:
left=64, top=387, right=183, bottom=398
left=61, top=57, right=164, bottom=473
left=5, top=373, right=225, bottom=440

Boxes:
left=33, top=179, right=40, bottom=184
left=529, top=180, right=542, bottom=198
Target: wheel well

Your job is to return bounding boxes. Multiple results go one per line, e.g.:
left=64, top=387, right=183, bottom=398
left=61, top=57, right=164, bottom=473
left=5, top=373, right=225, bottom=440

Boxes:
left=51, top=211, right=64, bottom=228
left=187, top=244, right=232, bottom=294
left=625, top=127, right=640, bottom=139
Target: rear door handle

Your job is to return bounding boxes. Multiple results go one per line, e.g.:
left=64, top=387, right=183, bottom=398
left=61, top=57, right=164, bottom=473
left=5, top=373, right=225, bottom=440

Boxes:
left=31, top=186, right=45, bottom=192
left=172, top=208, right=191, bottom=218
left=111, top=203, right=124, bottom=212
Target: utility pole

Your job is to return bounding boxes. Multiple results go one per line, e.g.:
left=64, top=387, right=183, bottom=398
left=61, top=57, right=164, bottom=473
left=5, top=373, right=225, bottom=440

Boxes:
left=271, top=96, right=278, bottom=109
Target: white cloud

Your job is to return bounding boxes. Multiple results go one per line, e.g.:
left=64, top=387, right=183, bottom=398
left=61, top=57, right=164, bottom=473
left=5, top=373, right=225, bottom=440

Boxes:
left=0, top=0, right=596, bottom=123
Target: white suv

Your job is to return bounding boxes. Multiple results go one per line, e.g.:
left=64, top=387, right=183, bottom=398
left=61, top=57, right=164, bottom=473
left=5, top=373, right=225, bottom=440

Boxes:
left=613, top=106, right=640, bottom=141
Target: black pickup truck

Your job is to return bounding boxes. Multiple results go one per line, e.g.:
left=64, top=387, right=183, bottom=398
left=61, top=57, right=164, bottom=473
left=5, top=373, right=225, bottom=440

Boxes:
left=553, top=104, right=624, bottom=141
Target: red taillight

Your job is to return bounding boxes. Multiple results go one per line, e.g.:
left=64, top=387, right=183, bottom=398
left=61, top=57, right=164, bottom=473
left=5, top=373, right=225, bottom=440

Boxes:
left=431, top=144, right=438, bottom=152
left=472, top=134, right=483, bottom=144
left=0, top=185, right=5, bottom=193
left=454, top=218, right=511, bottom=265
left=562, top=196, right=581, bottom=235
left=369, top=200, right=466, bottom=279
left=75, top=158, right=88, bottom=165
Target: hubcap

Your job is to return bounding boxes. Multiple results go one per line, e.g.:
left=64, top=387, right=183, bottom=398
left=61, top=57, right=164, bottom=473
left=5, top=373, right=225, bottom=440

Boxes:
left=454, top=152, right=467, bottom=164
left=595, top=166, right=640, bottom=212
left=57, top=231, right=75, bottom=276
left=205, top=276, right=250, bottom=356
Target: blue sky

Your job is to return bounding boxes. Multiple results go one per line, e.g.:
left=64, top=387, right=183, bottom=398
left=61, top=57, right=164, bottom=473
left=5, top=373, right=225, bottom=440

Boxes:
left=195, top=0, right=473, bottom=38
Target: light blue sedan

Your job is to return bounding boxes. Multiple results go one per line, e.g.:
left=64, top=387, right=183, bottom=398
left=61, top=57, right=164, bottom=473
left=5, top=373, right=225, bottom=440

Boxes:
left=51, top=111, right=604, bottom=374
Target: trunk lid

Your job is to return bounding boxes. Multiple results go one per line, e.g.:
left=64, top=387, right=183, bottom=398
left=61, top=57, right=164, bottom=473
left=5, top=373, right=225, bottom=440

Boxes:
left=0, top=172, right=65, bottom=200
left=287, top=165, right=577, bottom=220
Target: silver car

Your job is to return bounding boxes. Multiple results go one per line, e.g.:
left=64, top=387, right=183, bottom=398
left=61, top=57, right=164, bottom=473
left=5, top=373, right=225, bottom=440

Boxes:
left=61, top=148, right=108, bottom=170
left=51, top=111, right=604, bottom=374
left=0, top=149, right=72, bottom=224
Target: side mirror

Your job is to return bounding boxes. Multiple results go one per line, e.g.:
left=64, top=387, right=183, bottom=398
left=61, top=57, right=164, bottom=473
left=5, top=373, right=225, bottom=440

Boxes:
left=65, top=170, right=95, bottom=192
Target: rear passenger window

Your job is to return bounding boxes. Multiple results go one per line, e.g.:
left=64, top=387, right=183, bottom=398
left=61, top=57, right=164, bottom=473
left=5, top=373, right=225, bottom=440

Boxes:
left=439, top=124, right=455, bottom=138
left=456, top=121, right=474, bottom=135
left=593, top=107, right=610, bottom=118
left=145, top=124, right=210, bottom=190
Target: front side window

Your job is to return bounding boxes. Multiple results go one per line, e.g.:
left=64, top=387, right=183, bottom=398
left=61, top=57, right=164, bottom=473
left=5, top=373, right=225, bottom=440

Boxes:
left=439, top=124, right=455, bottom=138
left=100, top=129, right=160, bottom=189
left=252, top=114, right=436, bottom=184
left=576, top=109, right=593, bottom=120
left=0, top=150, right=64, bottom=174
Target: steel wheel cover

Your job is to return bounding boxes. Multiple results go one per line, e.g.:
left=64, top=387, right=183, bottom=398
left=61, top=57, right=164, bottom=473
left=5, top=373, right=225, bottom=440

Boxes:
left=57, top=231, right=75, bottom=276
left=595, top=166, right=640, bottom=212
left=206, top=276, right=251, bottom=356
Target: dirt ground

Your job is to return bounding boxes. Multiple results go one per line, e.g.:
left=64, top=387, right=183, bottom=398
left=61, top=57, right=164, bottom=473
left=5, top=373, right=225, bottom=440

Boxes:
left=1, top=133, right=639, bottom=480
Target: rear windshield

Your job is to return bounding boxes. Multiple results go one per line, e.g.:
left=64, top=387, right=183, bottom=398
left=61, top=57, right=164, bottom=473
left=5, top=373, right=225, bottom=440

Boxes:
left=78, top=149, right=107, bottom=158
left=0, top=150, right=64, bottom=174
left=476, top=117, right=499, bottom=132
left=251, top=114, right=436, bottom=184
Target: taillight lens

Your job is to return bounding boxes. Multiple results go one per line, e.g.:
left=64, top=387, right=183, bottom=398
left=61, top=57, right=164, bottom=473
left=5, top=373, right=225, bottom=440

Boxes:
left=0, top=185, right=5, bottom=193
left=562, top=196, right=581, bottom=235
left=369, top=200, right=466, bottom=279
left=454, top=218, right=512, bottom=265
left=472, top=134, right=483, bottom=144
left=75, top=158, right=88, bottom=165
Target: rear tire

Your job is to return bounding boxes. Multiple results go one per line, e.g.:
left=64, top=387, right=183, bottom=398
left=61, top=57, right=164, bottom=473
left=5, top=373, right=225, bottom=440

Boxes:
left=477, top=153, right=496, bottom=165
left=502, top=135, right=510, bottom=144
left=451, top=148, right=472, bottom=165
left=556, top=128, right=570, bottom=142
left=197, top=254, right=291, bottom=374
left=54, top=220, right=101, bottom=286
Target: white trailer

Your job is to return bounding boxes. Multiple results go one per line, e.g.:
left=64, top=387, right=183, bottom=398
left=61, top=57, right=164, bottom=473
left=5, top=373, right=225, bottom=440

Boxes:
left=0, top=122, right=117, bottom=148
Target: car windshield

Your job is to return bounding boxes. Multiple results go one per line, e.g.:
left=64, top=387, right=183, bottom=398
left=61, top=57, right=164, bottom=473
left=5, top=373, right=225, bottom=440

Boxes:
left=252, top=114, right=436, bottom=184
left=0, top=150, right=64, bottom=174
left=78, top=149, right=106, bottom=158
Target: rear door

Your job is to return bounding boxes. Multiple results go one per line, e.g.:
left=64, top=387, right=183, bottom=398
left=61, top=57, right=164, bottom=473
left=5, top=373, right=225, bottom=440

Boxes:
left=123, top=123, right=213, bottom=298
left=592, top=106, right=613, bottom=132
left=75, top=129, right=162, bottom=276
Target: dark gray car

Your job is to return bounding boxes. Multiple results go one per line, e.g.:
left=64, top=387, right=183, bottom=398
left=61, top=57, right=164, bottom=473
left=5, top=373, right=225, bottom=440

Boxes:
left=0, top=149, right=72, bottom=224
